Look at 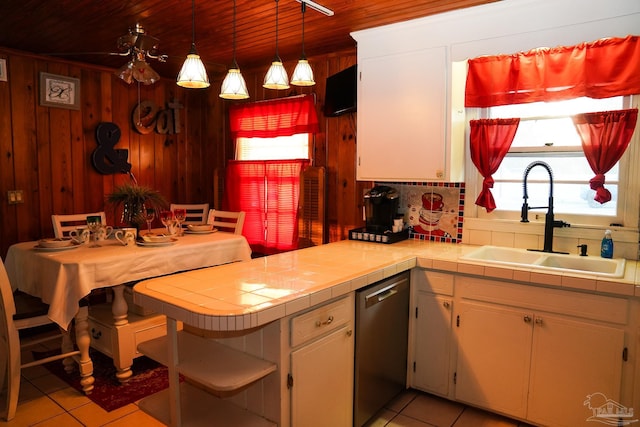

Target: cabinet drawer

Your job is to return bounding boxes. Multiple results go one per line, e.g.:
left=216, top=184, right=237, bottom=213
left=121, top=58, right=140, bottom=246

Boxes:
left=88, top=318, right=114, bottom=357
left=291, top=296, right=352, bottom=347
left=412, top=269, right=454, bottom=295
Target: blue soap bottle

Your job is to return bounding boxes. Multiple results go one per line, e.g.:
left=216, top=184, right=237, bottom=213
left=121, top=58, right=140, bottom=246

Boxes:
left=601, top=229, right=613, bottom=258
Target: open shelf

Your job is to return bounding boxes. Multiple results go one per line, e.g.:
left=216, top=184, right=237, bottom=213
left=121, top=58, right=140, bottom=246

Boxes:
left=138, top=331, right=277, bottom=392
left=138, top=382, right=277, bottom=427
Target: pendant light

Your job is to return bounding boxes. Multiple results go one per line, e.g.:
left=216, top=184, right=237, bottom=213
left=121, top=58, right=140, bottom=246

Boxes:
left=290, top=2, right=315, bottom=86
left=220, top=0, right=249, bottom=99
left=177, top=0, right=210, bottom=89
left=263, top=0, right=289, bottom=90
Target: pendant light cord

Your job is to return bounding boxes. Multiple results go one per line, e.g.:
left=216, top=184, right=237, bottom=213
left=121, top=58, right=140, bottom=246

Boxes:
left=274, top=0, right=280, bottom=59
left=191, top=0, right=196, bottom=47
left=301, top=2, right=306, bottom=58
left=232, top=0, right=237, bottom=65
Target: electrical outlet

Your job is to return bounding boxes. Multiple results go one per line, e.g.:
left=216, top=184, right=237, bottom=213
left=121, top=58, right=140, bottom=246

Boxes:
left=7, top=190, right=24, bottom=204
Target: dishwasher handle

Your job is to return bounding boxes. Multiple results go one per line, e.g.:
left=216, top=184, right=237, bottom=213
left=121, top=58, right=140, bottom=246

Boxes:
left=364, top=278, right=406, bottom=309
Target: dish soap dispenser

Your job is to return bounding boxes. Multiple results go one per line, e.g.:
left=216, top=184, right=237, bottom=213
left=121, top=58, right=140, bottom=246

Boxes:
left=601, top=229, right=613, bottom=258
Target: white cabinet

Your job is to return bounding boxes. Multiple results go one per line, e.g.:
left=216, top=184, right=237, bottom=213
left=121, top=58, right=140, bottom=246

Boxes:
left=455, top=276, right=628, bottom=427
left=410, top=269, right=454, bottom=397
left=356, top=46, right=452, bottom=182
left=288, top=295, right=354, bottom=427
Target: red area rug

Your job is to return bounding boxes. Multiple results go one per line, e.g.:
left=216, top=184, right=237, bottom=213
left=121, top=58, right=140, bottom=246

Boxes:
left=37, top=348, right=181, bottom=412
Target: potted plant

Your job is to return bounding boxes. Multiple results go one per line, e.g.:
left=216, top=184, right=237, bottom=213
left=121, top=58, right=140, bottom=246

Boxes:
left=106, top=182, right=168, bottom=228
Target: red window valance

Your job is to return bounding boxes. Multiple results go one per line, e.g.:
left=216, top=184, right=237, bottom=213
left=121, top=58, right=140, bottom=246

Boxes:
left=229, top=94, right=319, bottom=139
left=465, top=35, right=640, bottom=108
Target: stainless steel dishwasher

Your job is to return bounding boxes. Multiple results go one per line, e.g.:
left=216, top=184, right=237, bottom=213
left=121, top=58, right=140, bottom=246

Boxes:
left=354, top=271, right=410, bottom=427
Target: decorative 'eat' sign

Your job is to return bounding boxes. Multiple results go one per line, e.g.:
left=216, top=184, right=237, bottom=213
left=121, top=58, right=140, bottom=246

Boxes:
left=92, top=122, right=132, bottom=175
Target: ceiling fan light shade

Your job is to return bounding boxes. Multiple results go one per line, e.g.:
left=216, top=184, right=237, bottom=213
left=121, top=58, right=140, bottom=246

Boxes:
left=291, top=59, right=315, bottom=86
left=116, top=58, right=160, bottom=85
left=132, top=59, right=161, bottom=85
left=263, top=60, right=290, bottom=90
left=220, top=68, right=249, bottom=99
left=115, top=61, right=135, bottom=84
left=177, top=45, right=210, bottom=88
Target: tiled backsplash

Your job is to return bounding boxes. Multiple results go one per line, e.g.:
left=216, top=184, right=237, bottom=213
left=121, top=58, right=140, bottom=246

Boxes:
left=382, top=182, right=465, bottom=243
left=380, top=181, right=639, bottom=260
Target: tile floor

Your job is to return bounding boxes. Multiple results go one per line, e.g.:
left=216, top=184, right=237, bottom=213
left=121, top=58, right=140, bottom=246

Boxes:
left=2, top=333, right=531, bottom=427
left=3, top=370, right=534, bottom=427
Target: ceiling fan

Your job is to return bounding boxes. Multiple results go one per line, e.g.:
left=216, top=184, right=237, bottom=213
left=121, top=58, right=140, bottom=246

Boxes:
left=112, top=24, right=168, bottom=85
left=43, top=24, right=169, bottom=85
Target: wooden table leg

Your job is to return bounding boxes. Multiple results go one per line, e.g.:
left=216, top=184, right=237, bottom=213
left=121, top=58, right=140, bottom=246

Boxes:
left=111, top=285, right=133, bottom=382
left=74, top=305, right=95, bottom=394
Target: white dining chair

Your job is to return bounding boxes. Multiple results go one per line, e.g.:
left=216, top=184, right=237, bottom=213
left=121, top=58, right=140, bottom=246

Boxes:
left=170, top=203, right=210, bottom=225
left=0, top=258, right=80, bottom=421
left=207, top=210, right=246, bottom=235
left=52, top=212, right=107, bottom=238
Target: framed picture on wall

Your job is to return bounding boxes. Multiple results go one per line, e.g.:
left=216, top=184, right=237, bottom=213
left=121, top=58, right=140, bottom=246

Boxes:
left=39, top=72, right=80, bottom=110
left=0, top=59, right=7, bottom=82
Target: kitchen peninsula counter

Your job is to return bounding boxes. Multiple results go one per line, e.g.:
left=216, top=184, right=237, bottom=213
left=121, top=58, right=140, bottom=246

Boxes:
left=133, top=239, right=640, bottom=332
left=133, top=239, right=640, bottom=427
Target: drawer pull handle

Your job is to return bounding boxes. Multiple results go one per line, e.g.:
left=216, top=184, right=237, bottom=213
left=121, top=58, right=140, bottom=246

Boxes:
left=315, top=315, right=334, bottom=327
left=535, top=317, right=544, bottom=325
left=91, top=328, right=102, bottom=339
left=442, top=301, right=450, bottom=308
left=524, top=315, right=532, bottom=323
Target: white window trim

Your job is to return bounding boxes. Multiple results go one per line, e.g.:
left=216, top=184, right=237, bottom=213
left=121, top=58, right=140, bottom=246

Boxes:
left=463, top=96, right=639, bottom=232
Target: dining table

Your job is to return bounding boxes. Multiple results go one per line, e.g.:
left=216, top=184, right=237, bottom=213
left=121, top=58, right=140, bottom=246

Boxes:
left=4, top=228, right=252, bottom=394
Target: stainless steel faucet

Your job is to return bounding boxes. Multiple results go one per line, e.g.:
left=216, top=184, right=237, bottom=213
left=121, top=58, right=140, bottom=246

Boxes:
left=521, top=161, right=570, bottom=253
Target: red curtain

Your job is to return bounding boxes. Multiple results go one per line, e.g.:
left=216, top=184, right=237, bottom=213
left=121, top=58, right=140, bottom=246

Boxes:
left=466, top=35, right=640, bottom=107
left=229, top=94, right=319, bottom=139
left=572, top=108, right=638, bottom=204
left=470, top=118, right=520, bottom=212
left=225, top=160, right=309, bottom=254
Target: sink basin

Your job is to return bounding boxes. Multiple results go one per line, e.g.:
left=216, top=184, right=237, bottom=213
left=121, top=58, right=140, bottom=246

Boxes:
left=537, top=254, right=625, bottom=276
left=461, top=246, right=626, bottom=278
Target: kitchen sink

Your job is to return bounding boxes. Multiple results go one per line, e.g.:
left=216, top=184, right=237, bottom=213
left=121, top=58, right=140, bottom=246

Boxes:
left=460, top=245, right=626, bottom=278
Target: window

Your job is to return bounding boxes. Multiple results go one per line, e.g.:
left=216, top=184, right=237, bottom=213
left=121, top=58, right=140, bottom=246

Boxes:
left=476, top=95, right=636, bottom=227
left=235, top=134, right=310, bottom=161
left=226, top=95, right=319, bottom=253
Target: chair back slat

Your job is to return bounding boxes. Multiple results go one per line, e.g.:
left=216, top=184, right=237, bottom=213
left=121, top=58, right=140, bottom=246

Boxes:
left=208, top=210, right=246, bottom=235
left=170, top=203, right=209, bottom=225
left=52, top=212, right=106, bottom=238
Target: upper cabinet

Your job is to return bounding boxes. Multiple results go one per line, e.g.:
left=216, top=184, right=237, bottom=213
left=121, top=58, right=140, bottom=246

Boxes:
left=356, top=45, right=455, bottom=182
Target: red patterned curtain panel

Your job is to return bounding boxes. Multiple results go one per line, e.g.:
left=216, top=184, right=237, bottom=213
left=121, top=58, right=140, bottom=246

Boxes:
left=465, top=35, right=640, bottom=107
left=572, top=109, right=638, bottom=204
left=470, top=118, right=520, bottom=212
left=225, top=159, right=309, bottom=254
left=229, top=94, right=319, bottom=139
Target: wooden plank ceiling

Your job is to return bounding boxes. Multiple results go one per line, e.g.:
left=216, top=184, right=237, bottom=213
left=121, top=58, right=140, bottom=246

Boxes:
left=0, top=0, right=497, bottom=78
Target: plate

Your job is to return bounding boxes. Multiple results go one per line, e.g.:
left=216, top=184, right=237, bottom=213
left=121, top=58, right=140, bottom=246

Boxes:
left=34, top=243, right=80, bottom=252
left=141, top=234, right=174, bottom=243
left=136, top=239, right=177, bottom=247
left=38, top=238, right=74, bottom=248
left=185, top=228, right=218, bottom=235
left=187, top=224, right=214, bottom=232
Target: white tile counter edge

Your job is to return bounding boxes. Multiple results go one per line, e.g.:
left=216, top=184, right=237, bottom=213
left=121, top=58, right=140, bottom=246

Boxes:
left=133, top=239, right=639, bottom=331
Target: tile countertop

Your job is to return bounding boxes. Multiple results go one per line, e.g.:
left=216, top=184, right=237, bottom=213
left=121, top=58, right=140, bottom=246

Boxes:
left=133, top=240, right=640, bottom=332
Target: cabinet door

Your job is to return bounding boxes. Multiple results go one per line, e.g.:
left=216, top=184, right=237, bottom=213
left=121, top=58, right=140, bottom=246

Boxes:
left=357, top=46, right=447, bottom=181
left=412, top=292, right=452, bottom=396
left=290, top=324, right=354, bottom=427
left=527, top=314, right=625, bottom=427
left=455, top=301, right=533, bottom=419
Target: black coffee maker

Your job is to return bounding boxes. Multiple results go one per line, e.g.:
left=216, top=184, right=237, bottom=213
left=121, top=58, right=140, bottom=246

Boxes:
left=364, top=185, right=399, bottom=233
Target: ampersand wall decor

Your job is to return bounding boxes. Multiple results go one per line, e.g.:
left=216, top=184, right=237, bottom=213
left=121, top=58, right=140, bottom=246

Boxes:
left=92, top=122, right=132, bottom=175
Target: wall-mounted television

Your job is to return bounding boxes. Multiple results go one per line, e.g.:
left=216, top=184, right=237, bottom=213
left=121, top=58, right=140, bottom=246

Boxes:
left=323, top=64, right=357, bottom=117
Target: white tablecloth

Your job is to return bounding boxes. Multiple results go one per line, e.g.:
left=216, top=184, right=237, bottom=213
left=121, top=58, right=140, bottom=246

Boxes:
left=4, top=231, right=252, bottom=329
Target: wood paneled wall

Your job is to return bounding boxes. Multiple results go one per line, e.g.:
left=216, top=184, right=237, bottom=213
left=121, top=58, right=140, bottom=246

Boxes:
left=0, top=47, right=368, bottom=258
